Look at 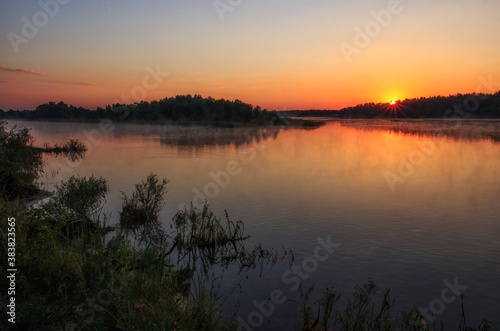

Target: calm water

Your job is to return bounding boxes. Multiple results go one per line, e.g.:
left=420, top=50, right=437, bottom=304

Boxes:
left=9, top=119, right=500, bottom=329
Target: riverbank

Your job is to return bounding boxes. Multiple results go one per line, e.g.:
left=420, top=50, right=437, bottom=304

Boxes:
left=25, top=189, right=54, bottom=209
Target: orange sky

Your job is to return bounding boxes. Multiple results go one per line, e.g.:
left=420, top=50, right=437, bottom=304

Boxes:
left=1, top=1, right=499, bottom=110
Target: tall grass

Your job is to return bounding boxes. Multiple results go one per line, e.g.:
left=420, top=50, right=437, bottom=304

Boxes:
left=293, top=281, right=497, bottom=331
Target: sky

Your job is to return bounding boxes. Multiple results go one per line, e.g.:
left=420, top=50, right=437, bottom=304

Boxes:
left=1, top=0, right=499, bottom=110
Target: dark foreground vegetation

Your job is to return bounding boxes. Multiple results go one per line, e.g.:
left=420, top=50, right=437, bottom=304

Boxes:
left=1, top=121, right=497, bottom=330
left=0, top=95, right=322, bottom=128
left=288, top=92, right=500, bottom=118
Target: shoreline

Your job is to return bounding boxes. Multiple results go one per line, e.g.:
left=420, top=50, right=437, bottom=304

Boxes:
left=25, top=189, right=54, bottom=209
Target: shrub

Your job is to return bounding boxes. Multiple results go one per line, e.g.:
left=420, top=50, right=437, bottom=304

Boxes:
left=53, top=175, right=109, bottom=236
left=120, top=173, right=168, bottom=241
left=0, top=121, right=43, bottom=200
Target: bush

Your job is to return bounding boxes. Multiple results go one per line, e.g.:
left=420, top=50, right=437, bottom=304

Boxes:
left=0, top=121, right=43, bottom=201
left=53, top=175, right=109, bottom=236
left=120, top=173, right=168, bottom=241
left=0, top=121, right=87, bottom=202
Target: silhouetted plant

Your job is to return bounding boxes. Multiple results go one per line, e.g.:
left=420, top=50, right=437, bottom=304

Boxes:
left=53, top=175, right=109, bottom=236
left=119, top=173, right=168, bottom=242
left=42, top=138, right=87, bottom=161
left=400, top=308, right=431, bottom=331
left=295, top=281, right=402, bottom=331
left=0, top=121, right=44, bottom=200
left=294, top=282, right=500, bottom=331
left=0, top=121, right=88, bottom=202
left=170, top=203, right=288, bottom=274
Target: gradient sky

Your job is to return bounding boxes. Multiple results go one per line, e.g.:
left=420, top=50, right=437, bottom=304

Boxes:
left=1, top=0, right=499, bottom=110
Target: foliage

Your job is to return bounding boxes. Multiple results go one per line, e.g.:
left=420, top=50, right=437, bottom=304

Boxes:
left=119, top=173, right=168, bottom=241
left=0, top=202, right=235, bottom=330
left=0, top=121, right=44, bottom=201
left=0, top=95, right=289, bottom=125
left=0, top=121, right=87, bottom=202
left=295, top=284, right=341, bottom=331
left=171, top=204, right=287, bottom=274
left=42, top=138, right=87, bottom=162
left=55, top=175, right=108, bottom=219
left=50, top=175, right=109, bottom=237
left=294, top=282, right=497, bottom=331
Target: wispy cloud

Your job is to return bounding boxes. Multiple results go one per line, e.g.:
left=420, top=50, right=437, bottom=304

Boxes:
left=0, top=65, right=95, bottom=86
left=52, top=80, right=95, bottom=86
left=0, top=64, right=49, bottom=77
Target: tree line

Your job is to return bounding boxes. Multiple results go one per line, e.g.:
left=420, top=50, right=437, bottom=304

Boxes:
left=287, top=92, right=500, bottom=118
left=0, top=94, right=286, bottom=125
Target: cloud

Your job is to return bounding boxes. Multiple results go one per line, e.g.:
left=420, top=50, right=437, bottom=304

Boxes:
left=0, top=64, right=95, bottom=86
left=53, top=80, right=95, bottom=86
left=0, top=64, right=49, bottom=77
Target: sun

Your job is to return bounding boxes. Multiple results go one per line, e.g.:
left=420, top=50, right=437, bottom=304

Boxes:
left=381, top=98, right=406, bottom=117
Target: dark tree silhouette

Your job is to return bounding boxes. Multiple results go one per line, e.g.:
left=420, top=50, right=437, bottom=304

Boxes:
left=1, top=95, right=288, bottom=126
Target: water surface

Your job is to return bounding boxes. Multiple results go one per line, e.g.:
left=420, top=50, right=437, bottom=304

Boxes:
left=9, top=119, right=500, bottom=329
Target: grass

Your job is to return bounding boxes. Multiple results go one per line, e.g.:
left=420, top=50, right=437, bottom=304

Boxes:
left=40, top=139, right=87, bottom=162
left=0, top=199, right=237, bottom=330
left=293, top=282, right=497, bottom=331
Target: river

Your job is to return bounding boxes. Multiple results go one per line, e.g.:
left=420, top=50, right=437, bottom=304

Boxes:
left=8, top=119, right=500, bottom=330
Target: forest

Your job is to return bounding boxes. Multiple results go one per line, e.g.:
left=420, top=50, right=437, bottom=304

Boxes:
left=3, top=93, right=499, bottom=124
left=287, top=92, right=500, bottom=118
left=0, top=95, right=286, bottom=126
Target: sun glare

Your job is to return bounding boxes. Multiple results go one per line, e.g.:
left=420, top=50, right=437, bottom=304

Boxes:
left=381, top=98, right=406, bottom=117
